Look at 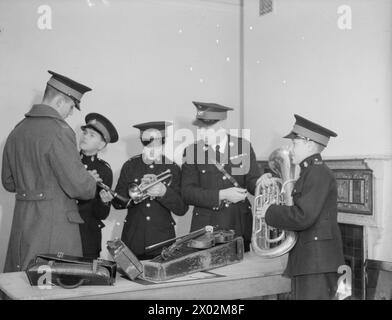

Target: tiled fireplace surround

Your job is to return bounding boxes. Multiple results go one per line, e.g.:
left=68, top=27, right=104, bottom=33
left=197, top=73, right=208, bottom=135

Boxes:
left=258, top=156, right=392, bottom=299
left=327, top=157, right=392, bottom=299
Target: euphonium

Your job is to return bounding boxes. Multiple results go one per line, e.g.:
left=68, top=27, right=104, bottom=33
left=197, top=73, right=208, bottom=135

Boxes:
left=128, top=169, right=172, bottom=204
left=251, top=146, right=298, bottom=258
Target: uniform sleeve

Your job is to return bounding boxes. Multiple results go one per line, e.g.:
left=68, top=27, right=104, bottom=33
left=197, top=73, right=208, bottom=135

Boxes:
left=1, top=140, right=16, bottom=192
left=92, top=164, right=113, bottom=220
left=112, top=161, right=135, bottom=210
left=244, top=143, right=261, bottom=195
left=48, top=129, right=96, bottom=200
left=157, top=164, right=188, bottom=216
left=265, top=166, right=332, bottom=231
left=181, top=147, right=220, bottom=209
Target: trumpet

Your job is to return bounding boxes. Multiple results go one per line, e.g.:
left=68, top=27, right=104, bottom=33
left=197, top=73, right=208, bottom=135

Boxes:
left=128, top=169, right=172, bottom=204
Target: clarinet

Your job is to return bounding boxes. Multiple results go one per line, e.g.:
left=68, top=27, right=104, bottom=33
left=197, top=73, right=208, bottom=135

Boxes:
left=97, top=181, right=131, bottom=207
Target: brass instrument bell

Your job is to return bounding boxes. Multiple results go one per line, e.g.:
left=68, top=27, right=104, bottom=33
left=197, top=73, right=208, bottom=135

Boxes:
left=128, top=169, right=172, bottom=204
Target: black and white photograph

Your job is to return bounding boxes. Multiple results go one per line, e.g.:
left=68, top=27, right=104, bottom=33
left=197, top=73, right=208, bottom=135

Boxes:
left=0, top=0, right=391, bottom=307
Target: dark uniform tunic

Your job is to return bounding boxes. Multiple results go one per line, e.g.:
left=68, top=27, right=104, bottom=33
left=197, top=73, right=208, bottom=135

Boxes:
left=112, top=155, right=188, bottom=259
left=78, top=153, right=113, bottom=259
left=265, top=153, right=345, bottom=299
left=181, top=135, right=261, bottom=251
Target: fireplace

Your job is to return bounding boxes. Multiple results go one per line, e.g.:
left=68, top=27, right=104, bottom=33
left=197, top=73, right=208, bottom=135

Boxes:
left=339, top=223, right=365, bottom=300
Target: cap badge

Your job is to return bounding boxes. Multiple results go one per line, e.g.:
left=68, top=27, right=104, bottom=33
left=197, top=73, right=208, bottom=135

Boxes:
left=89, top=119, right=97, bottom=125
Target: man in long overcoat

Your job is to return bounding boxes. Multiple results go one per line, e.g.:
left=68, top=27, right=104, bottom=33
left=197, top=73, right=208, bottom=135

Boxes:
left=1, top=71, right=97, bottom=272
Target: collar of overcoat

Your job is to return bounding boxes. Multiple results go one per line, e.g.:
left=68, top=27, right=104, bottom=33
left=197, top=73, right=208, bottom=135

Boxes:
left=25, top=104, right=64, bottom=121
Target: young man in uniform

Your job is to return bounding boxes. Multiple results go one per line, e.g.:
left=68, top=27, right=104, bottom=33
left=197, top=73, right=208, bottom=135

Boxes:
left=103, top=121, right=188, bottom=260
left=78, top=113, right=119, bottom=259
left=258, top=114, right=345, bottom=300
left=181, top=102, right=261, bottom=252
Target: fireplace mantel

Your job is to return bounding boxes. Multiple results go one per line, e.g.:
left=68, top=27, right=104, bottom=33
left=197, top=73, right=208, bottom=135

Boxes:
left=325, top=155, right=392, bottom=262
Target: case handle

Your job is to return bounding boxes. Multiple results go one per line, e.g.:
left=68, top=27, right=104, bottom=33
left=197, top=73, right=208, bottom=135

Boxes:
left=56, top=277, right=85, bottom=289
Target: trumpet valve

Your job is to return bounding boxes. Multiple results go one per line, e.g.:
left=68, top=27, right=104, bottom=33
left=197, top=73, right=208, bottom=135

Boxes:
left=128, top=184, right=143, bottom=202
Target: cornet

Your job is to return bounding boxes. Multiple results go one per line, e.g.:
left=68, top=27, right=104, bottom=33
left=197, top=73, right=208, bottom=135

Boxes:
left=128, top=169, right=172, bottom=204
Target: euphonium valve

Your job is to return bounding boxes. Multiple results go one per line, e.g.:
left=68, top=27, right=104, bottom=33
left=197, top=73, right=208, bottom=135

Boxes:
left=251, top=146, right=298, bottom=258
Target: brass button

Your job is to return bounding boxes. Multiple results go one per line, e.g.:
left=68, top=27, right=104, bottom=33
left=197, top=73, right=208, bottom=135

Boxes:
left=225, top=203, right=229, bottom=207
left=39, top=193, right=43, bottom=197
left=222, top=176, right=227, bottom=180
left=146, top=216, right=151, bottom=221
left=134, top=178, right=138, bottom=182
left=195, top=212, right=199, bottom=216
left=314, top=237, right=318, bottom=240
left=146, top=203, right=151, bottom=208
left=202, top=170, right=206, bottom=174
left=149, top=164, right=154, bottom=169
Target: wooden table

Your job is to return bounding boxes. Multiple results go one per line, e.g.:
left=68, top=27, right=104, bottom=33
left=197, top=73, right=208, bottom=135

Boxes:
left=0, top=252, right=291, bottom=300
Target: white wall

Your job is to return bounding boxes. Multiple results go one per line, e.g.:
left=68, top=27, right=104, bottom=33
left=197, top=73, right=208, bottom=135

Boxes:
left=0, top=0, right=241, bottom=270
left=243, top=0, right=392, bottom=159
left=243, top=0, right=392, bottom=261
